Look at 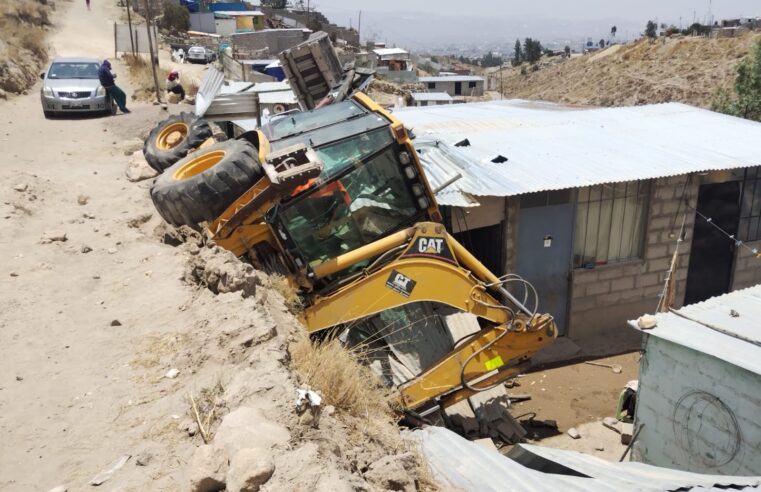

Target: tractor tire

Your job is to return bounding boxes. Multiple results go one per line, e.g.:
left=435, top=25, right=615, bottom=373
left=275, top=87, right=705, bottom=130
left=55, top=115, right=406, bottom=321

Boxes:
left=150, top=139, right=263, bottom=227
left=143, top=112, right=213, bottom=173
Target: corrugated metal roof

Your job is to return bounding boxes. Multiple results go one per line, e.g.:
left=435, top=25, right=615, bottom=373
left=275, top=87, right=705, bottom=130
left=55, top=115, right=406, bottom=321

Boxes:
left=412, top=426, right=761, bottom=491
left=373, top=47, right=409, bottom=57
left=628, top=285, right=761, bottom=376
left=411, top=92, right=453, bottom=102
left=399, top=100, right=761, bottom=206
left=419, top=75, right=485, bottom=82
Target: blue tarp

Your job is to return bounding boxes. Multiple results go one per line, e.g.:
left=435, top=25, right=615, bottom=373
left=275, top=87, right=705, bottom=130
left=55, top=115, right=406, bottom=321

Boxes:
left=208, top=2, right=248, bottom=12
left=180, top=0, right=199, bottom=12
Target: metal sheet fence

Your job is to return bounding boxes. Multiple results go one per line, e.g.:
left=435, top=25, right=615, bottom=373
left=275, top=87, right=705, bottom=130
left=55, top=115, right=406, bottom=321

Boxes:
left=114, top=23, right=159, bottom=56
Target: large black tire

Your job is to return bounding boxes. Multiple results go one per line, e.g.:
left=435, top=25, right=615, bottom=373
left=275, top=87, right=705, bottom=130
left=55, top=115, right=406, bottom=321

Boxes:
left=143, top=112, right=213, bottom=173
left=150, top=139, right=263, bottom=227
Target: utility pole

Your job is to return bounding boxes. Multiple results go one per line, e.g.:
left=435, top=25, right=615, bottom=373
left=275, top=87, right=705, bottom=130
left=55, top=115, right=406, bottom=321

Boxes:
left=358, top=10, right=361, bottom=43
left=126, top=0, right=136, bottom=55
left=142, top=0, right=163, bottom=104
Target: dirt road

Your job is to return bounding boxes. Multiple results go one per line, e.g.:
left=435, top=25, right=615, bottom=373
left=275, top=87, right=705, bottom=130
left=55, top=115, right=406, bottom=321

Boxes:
left=0, top=1, right=187, bottom=489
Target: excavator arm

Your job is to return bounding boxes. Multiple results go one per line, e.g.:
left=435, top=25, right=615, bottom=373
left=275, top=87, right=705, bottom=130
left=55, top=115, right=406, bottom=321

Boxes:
left=301, top=222, right=557, bottom=410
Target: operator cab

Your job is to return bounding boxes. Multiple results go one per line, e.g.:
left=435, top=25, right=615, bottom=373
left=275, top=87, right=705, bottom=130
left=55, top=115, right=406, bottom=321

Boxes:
left=260, top=99, right=437, bottom=287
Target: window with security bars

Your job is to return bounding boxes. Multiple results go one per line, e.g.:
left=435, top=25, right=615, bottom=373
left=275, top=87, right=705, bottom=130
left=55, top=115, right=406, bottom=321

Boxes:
left=739, top=167, right=761, bottom=241
left=573, top=181, right=651, bottom=268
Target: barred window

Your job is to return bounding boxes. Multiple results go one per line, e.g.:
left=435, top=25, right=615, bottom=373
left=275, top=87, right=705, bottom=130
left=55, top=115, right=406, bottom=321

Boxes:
left=739, top=167, right=761, bottom=241
left=574, top=181, right=651, bottom=268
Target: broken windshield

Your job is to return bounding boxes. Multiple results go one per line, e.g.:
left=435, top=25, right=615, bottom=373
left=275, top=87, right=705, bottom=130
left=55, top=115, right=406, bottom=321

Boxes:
left=262, top=100, right=366, bottom=141
left=279, top=145, right=421, bottom=271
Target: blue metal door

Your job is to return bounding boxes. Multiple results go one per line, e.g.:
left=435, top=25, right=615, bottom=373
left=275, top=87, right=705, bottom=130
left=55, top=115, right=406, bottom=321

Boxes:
left=516, top=201, right=574, bottom=334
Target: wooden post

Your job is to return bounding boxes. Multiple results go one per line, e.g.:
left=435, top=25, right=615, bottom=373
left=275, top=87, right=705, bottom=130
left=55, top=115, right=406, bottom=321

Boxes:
left=114, top=23, right=117, bottom=58
left=142, top=0, right=163, bottom=104
left=126, top=0, right=136, bottom=55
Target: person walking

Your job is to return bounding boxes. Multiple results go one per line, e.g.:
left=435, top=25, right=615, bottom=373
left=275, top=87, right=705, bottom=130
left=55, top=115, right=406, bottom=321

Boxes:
left=166, top=69, right=185, bottom=101
left=85, top=0, right=90, bottom=10
left=98, top=60, right=130, bottom=114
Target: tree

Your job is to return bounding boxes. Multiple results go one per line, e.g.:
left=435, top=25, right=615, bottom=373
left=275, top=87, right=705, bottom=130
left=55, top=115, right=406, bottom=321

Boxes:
left=512, top=39, right=523, bottom=66
left=523, top=37, right=543, bottom=64
left=160, top=0, right=189, bottom=33
left=564, top=45, right=571, bottom=58
left=263, top=0, right=287, bottom=9
left=645, top=20, right=657, bottom=39
left=713, top=41, right=761, bottom=121
left=481, top=52, right=503, bottom=68
left=611, top=25, right=617, bottom=37
left=599, top=39, right=605, bottom=48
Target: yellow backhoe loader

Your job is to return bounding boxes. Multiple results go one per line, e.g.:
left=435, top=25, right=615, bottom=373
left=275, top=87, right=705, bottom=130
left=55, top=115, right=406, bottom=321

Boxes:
left=145, top=34, right=557, bottom=416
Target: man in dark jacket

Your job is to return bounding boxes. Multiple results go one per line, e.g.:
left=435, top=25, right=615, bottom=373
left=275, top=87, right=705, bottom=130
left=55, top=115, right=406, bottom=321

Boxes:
left=98, top=60, right=130, bottom=114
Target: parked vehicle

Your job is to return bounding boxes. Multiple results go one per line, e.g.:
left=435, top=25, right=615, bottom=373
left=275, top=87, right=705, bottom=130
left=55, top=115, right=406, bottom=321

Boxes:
left=39, top=57, right=117, bottom=118
left=187, top=46, right=216, bottom=64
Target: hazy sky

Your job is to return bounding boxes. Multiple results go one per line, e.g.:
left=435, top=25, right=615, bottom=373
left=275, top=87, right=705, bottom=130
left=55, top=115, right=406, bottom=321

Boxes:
left=315, top=0, right=761, bottom=49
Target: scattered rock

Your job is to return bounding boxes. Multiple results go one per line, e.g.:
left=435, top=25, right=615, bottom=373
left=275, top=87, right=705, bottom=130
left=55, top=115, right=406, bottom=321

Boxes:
left=365, top=453, right=417, bottom=492
left=135, top=452, right=153, bottom=466
left=125, top=151, right=158, bottom=182
left=127, top=213, right=153, bottom=228
left=81, top=245, right=92, bottom=254
left=107, top=248, right=117, bottom=254
left=164, top=368, right=180, bottom=379
left=89, top=454, right=131, bottom=486
left=13, top=183, right=28, bottom=192
left=185, top=247, right=263, bottom=299
left=167, top=92, right=182, bottom=104
left=110, top=319, right=122, bottom=327
left=595, top=445, right=605, bottom=451
left=567, top=427, right=581, bottom=439
left=188, top=444, right=228, bottom=492
left=226, top=448, right=275, bottom=492
left=121, top=138, right=144, bottom=156
left=47, top=486, right=67, bottom=492
left=0, top=88, right=6, bottom=100
left=214, top=407, right=290, bottom=457
left=323, top=405, right=335, bottom=417
left=40, top=230, right=67, bottom=243
left=77, top=195, right=89, bottom=205
left=9, top=271, right=18, bottom=277
left=15, top=375, right=23, bottom=381
left=637, top=314, right=657, bottom=329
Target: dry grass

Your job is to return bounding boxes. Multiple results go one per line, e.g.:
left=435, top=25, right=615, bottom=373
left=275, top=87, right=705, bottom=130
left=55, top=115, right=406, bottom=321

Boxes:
left=123, top=53, right=162, bottom=100
left=290, top=335, right=395, bottom=419
left=0, top=0, right=52, bottom=92
left=188, top=379, right=226, bottom=443
left=269, top=274, right=303, bottom=313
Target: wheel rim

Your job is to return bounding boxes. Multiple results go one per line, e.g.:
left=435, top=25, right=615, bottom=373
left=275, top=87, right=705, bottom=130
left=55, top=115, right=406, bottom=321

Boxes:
left=173, top=150, right=225, bottom=180
left=156, top=122, right=189, bottom=150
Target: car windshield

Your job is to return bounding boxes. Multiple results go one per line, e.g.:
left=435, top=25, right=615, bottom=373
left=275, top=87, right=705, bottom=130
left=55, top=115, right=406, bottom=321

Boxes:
left=279, top=144, right=421, bottom=271
left=47, top=62, right=100, bottom=80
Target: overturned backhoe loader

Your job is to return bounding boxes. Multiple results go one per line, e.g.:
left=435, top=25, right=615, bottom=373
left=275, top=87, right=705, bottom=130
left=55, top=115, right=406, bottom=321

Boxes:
left=144, top=33, right=557, bottom=416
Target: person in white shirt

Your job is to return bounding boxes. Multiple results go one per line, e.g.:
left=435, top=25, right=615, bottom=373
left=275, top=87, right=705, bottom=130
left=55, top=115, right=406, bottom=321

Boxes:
left=166, top=69, right=185, bottom=101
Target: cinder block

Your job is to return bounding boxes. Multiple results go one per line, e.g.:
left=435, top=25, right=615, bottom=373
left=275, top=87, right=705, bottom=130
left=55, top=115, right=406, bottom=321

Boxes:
left=573, top=271, right=599, bottom=284
left=585, top=280, right=611, bottom=296
left=645, top=245, right=668, bottom=260
left=598, top=267, right=626, bottom=280
left=611, top=276, right=635, bottom=291
left=598, top=291, right=623, bottom=305
left=637, top=273, right=660, bottom=288
left=648, top=217, right=672, bottom=232
left=570, top=296, right=597, bottom=313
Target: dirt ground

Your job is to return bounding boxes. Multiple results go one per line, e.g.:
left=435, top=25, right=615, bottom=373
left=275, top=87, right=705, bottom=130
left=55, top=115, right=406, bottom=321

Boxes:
left=496, top=34, right=761, bottom=108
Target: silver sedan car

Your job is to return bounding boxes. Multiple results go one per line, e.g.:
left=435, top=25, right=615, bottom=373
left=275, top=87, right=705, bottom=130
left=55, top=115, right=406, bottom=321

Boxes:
left=39, top=57, right=116, bottom=118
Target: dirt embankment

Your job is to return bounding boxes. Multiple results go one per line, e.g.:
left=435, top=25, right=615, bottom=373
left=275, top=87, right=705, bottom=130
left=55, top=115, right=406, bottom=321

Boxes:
left=498, top=33, right=761, bottom=108
left=0, top=0, right=57, bottom=95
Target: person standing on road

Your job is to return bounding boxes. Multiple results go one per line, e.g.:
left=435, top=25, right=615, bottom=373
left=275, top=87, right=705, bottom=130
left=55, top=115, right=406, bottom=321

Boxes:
left=98, top=60, right=130, bottom=114
left=165, top=69, right=185, bottom=101
left=85, top=0, right=90, bottom=10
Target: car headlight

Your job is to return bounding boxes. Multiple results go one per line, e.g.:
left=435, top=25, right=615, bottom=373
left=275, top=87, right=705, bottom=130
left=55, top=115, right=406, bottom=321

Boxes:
left=43, top=86, right=54, bottom=97
left=96, top=85, right=106, bottom=96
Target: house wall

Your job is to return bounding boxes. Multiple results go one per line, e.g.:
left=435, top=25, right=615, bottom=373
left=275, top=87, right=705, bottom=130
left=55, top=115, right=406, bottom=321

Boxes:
left=231, top=30, right=308, bottom=55
left=633, top=334, right=761, bottom=474
left=567, top=175, right=697, bottom=346
left=423, top=80, right=484, bottom=97
left=731, top=239, right=761, bottom=290
left=449, top=196, right=505, bottom=234
left=215, top=18, right=236, bottom=36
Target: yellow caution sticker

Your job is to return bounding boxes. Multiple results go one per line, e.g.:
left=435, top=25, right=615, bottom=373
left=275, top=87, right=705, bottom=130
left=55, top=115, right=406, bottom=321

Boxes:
left=484, top=356, right=504, bottom=371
